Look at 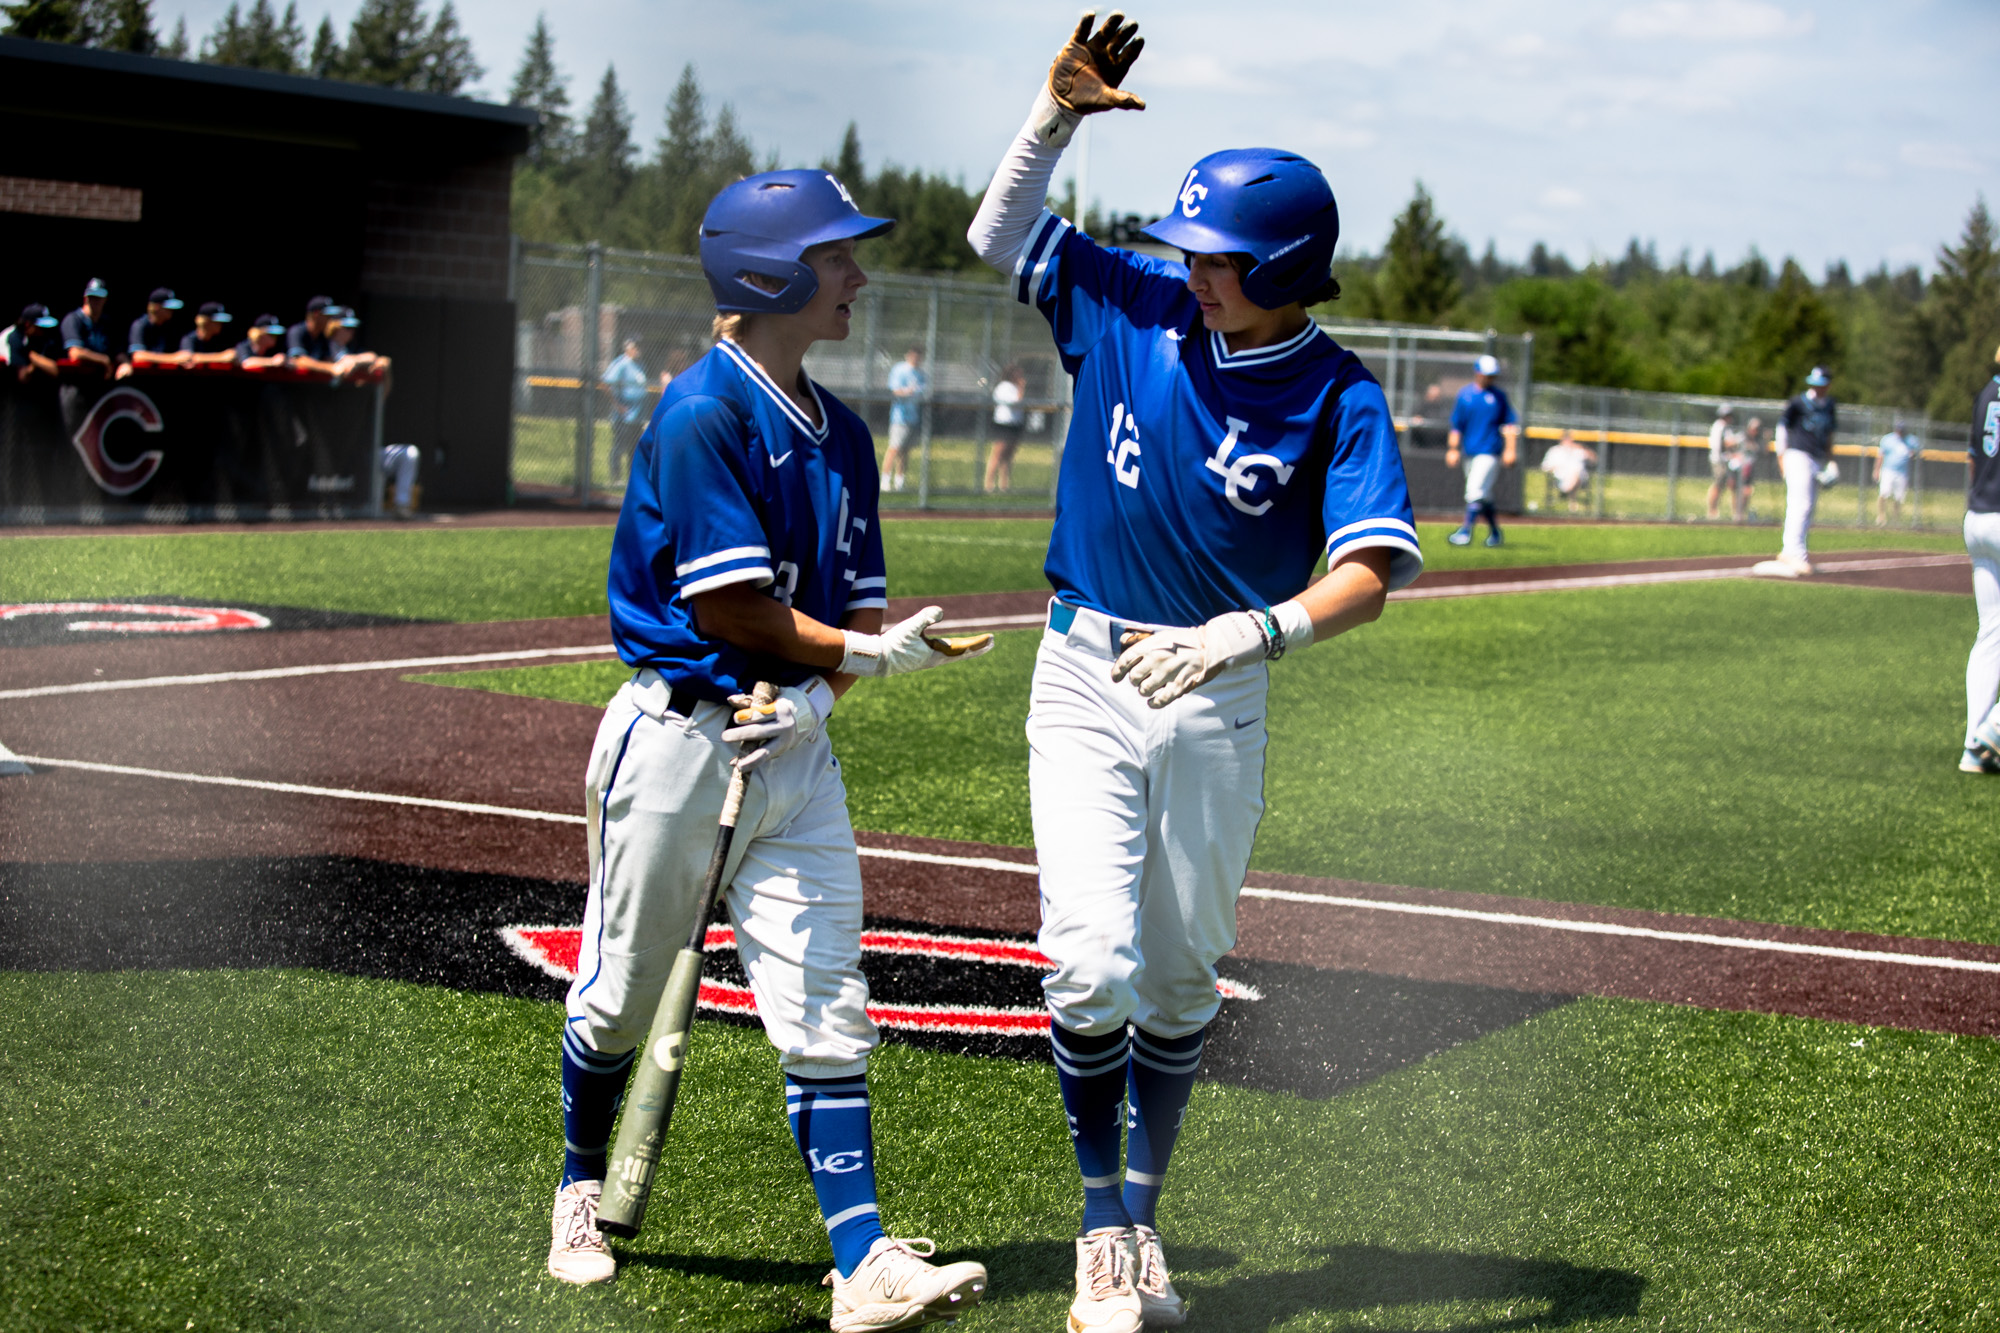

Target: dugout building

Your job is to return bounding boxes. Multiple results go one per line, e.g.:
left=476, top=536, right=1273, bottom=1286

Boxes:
left=0, top=37, right=533, bottom=511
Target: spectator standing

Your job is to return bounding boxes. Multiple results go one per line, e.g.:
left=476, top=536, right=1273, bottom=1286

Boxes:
left=179, top=302, right=237, bottom=365
left=1444, top=353, right=1519, bottom=546
left=1754, top=366, right=1839, bottom=578
left=600, top=337, right=649, bottom=482
left=1539, top=428, right=1597, bottom=513
left=6, top=305, right=61, bottom=383
left=1956, top=346, right=2000, bottom=774
left=1705, top=403, right=1741, bottom=520
left=1732, top=416, right=1765, bottom=521
left=1875, top=417, right=1919, bottom=527
left=882, top=346, right=926, bottom=493
left=237, top=314, right=289, bottom=369
left=286, top=296, right=342, bottom=375
left=984, top=363, right=1027, bottom=494
left=123, top=287, right=186, bottom=374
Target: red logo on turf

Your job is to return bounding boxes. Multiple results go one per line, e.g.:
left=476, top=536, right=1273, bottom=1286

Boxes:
left=0, top=602, right=272, bottom=634
left=71, top=386, right=166, bottom=496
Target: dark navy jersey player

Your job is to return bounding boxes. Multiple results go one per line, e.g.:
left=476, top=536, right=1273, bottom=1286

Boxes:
left=970, top=14, right=1419, bottom=1331
left=59, top=277, right=114, bottom=376
left=550, top=169, right=993, bottom=1330
left=126, top=287, right=185, bottom=365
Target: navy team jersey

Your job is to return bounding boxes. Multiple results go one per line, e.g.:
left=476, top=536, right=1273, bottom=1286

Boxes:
left=128, top=315, right=176, bottom=354
left=1450, top=383, right=1516, bottom=456
left=1781, top=391, right=1838, bottom=461
left=1969, top=375, right=2000, bottom=515
left=60, top=308, right=109, bottom=356
left=607, top=338, right=888, bottom=700
left=1014, top=211, right=1421, bottom=626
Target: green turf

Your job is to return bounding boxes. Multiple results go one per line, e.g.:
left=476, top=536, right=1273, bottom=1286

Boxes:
left=7, top=969, right=1999, bottom=1331
left=422, top=577, right=1998, bottom=945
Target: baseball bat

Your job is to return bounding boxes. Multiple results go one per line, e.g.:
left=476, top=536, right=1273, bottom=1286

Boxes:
left=596, top=679, right=776, bottom=1239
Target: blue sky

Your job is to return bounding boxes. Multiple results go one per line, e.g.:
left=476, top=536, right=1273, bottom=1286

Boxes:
left=164, top=0, right=1997, bottom=275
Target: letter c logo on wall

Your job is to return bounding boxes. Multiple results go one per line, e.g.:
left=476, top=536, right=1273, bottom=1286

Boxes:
left=71, top=387, right=166, bottom=496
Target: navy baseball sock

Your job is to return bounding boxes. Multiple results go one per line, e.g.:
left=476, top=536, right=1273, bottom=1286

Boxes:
left=1480, top=500, right=1501, bottom=536
left=1123, top=1026, right=1206, bottom=1230
left=787, top=1073, right=887, bottom=1278
left=1051, top=1021, right=1133, bottom=1234
left=559, top=1024, right=635, bottom=1188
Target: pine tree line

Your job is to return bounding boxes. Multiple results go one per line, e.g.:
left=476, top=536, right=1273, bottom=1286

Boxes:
left=2, top=0, right=481, bottom=94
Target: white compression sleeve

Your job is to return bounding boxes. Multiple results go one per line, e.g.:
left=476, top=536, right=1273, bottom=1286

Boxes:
left=966, top=86, right=1077, bottom=273
left=1273, top=599, right=1315, bottom=652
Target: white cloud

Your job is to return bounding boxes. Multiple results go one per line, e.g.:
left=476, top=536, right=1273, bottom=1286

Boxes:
left=1541, top=186, right=1588, bottom=210
left=1611, top=1, right=1815, bottom=42
left=1900, top=141, right=1985, bottom=174
left=1499, top=33, right=1548, bottom=58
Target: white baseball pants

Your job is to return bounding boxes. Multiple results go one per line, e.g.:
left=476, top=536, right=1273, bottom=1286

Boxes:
left=381, top=443, right=419, bottom=509
left=566, top=669, right=877, bottom=1079
left=1464, top=453, right=1501, bottom=504
left=1028, top=602, right=1268, bottom=1040
left=1779, top=447, right=1820, bottom=563
left=1964, top=512, right=2000, bottom=747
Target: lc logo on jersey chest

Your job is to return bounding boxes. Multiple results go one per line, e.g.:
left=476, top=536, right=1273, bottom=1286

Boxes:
left=1105, top=403, right=1293, bottom=515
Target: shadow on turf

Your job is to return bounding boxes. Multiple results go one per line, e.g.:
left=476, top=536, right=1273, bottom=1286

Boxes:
left=1183, top=1243, right=1646, bottom=1331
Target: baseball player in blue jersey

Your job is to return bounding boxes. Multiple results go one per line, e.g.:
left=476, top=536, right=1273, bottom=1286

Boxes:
left=549, top=169, right=993, bottom=1331
left=1444, top=355, right=1519, bottom=546
left=969, top=14, right=1420, bottom=1330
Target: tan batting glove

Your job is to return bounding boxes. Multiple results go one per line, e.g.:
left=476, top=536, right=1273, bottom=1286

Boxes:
left=722, top=677, right=833, bottom=772
left=1111, top=611, right=1268, bottom=707
left=839, top=606, right=996, bottom=678
left=1030, top=11, right=1146, bottom=149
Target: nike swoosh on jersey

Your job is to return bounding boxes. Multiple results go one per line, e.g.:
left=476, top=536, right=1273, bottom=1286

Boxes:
left=1234, top=716, right=1260, bottom=730
left=768, top=450, right=794, bottom=467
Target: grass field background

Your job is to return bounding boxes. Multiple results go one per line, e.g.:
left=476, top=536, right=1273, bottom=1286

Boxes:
left=6, top=516, right=1999, bottom=1330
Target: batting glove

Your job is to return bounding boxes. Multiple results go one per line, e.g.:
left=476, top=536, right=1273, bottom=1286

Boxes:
left=1031, top=10, right=1146, bottom=148
left=839, top=606, right=996, bottom=678
left=1112, top=608, right=1288, bottom=707
left=722, top=676, right=834, bottom=771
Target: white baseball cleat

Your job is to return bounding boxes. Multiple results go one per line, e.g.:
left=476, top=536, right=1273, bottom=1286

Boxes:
left=1128, top=1225, right=1185, bottom=1326
left=824, top=1236, right=986, bottom=1331
left=1069, top=1228, right=1144, bottom=1333
left=1751, top=558, right=1811, bottom=578
left=547, top=1179, right=617, bottom=1285
left=1960, top=748, right=2000, bottom=775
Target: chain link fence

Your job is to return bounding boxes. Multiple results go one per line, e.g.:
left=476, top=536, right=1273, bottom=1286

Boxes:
left=512, top=238, right=1970, bottom=530
left=512, top=239, right=1069, bottom=510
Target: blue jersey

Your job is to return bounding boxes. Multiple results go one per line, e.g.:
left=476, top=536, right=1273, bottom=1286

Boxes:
left=1014, top=211, right=1421, bottom=627
left=606, top=338, right=889, bottom=700
left=1449, top=383, right=1516, bottom=456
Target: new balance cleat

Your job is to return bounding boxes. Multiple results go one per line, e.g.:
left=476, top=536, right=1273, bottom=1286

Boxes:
left=1129, top=1225, right=1185, bottom=1327
left=1446, top=528, right=1473, bottom=547
left=825, top=1236, right=986, bottom=1331
left=1960, top=748, right=2000, bottom=775
left=1069, top=1228, right=1143, bottom=1333
left=547, top=1180, right=616, bottom=1285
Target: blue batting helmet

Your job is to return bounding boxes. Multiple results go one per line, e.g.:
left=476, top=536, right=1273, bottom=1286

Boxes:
left=1141, top=149, right=1339, bottom=309
left=700, top=170, right=894, bottom=315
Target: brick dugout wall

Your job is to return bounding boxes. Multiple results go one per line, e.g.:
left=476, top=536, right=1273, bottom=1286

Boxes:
left=361, top=155, right=512, bottom=302
left=0, top=174, right=143, bottom=223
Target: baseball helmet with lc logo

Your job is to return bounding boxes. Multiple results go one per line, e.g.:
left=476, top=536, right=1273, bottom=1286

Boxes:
left=699, top=170, right=895, bottom=315
left=1142, top=148, right=1340, bottom=310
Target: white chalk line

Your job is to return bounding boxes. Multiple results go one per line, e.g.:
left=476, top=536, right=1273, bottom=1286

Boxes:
left=0, top=643, right=620, bottom=700
left=14, top=750, right=2000, bottom=978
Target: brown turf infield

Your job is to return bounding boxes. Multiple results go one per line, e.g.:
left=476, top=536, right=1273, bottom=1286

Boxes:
left=2, top=547, right=1986, bottom=1045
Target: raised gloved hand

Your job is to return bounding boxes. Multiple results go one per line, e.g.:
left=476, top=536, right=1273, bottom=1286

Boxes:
left=1031, top=11, right=1145, bottom=149
left=721, top=677, right=832, bottom=771
left=839, top=606, right=996, bottom=678
left=1111, top=610, right=1273, bottom=707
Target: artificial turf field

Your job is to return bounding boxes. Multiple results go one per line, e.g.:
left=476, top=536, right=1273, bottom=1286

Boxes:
left=5, top=516, right=1999, bottom=1331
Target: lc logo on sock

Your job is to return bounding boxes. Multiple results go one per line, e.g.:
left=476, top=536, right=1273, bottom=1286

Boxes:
left=807, top=1149, right=867, bottom=1175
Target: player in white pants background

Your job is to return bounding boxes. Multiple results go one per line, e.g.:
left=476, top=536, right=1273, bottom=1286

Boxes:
left=549, top=169, right=993, bottom=1332
left=1754, top=365, right=1840, bottom=578
left=1958, top=350, right=2000, bottom=774
left=968, top=14, right=1421, bottom=1330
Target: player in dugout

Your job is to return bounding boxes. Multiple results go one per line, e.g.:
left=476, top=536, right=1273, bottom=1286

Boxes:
left=236, top=314, right=289, bottom=370
left=286, top=295, right=344, bottom=376
left=6, top=304, right=62, bottom=383
left=121, top=287, right=186, bottom=376
left=180, top=302, right=238, bottom=366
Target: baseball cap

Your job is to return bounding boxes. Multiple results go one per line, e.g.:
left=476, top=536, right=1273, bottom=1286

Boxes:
left=1806, top=366, right=1830, bottom=387
left=1716, top=402, right=1735, bottom=417
left=338, top=313, right=361, bottom=328
left=252, top=314, right=286, bottom=335
left=83, top=277, right=109, bottom=297
left=306, top=295, right=334, bottom=313
left=1475, top=354, right=1501, bottom=377
left=149, top=287, right=184, bottom=309
left=19, top=303, right=57, bottom=328
left=197, top=302, right=232, bottom=322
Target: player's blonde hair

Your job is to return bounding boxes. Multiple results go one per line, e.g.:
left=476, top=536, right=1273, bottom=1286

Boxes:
left=712, top=312, right=747, bottom=342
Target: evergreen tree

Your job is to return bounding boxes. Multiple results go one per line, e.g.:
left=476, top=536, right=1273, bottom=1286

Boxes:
left=832, top=121, right=865, bottom=192
left=508, top=14, right=571, bottom=166
left=160, top=12, right=186, bottom=57
left=1922, top=197, right=2000, bottom=420
left=1376, top=182, right=1463, bottom=324
left=203, top=0, right=306, bottom=73
left=3, top=0, right=91, bottom=42
left=97, top=0, right=154, bottom=52
left=306, top=15, right=337, bottom=76
left=570, top=63, right=635, bottom=226
left=418, top=0, right=478, bottom=93
left=337, top=0, right=479, bottom=93
left=1733, top=259, right=1843, bottom=397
